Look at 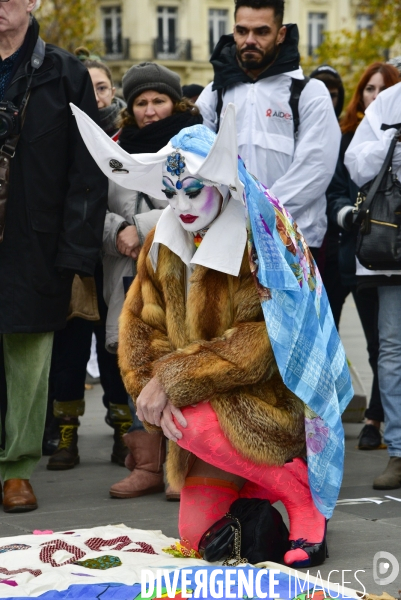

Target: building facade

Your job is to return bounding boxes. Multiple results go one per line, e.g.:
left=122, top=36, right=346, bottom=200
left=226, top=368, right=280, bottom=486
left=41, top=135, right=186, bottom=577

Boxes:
left=94, top=0, right=361, bottom=87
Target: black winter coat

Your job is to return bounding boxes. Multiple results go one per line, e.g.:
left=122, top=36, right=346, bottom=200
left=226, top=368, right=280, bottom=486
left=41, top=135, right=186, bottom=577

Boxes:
left=0, top=19, right=108, bottom=333
left=326, top=132, right=358, bottom=286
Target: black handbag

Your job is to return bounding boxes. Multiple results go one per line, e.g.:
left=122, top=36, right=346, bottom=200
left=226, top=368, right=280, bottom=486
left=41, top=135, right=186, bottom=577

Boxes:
left=198, top=498, right=290, bottom=566
left=354, top=126, right=401, bottom=270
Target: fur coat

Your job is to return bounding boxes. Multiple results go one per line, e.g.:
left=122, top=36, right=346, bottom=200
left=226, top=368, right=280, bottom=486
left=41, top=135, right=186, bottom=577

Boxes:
left=118, top=230, right=305, bottom=489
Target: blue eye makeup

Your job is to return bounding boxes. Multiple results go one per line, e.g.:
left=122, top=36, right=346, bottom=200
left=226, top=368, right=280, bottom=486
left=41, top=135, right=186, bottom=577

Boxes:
left=182, top=178, right=205, bottom=195
left=162, top=176, right=176, bottom=198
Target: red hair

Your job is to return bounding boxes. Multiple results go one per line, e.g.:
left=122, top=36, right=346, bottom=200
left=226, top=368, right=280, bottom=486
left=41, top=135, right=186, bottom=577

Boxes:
left=341, top=62, right=400, bottom=134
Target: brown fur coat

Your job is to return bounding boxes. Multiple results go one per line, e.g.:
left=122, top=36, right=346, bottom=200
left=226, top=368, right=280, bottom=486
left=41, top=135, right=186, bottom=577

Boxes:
left=118, top=230, right=305, bottom=489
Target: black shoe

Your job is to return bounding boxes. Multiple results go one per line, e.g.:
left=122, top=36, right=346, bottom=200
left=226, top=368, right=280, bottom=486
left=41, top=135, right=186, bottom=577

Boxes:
left=358, top=424, right=381, bottom=450
left=287, top=521, right=328, bottom=568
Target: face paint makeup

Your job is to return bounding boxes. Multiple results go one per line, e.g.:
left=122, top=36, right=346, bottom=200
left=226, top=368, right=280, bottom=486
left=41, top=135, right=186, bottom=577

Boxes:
left=161, top=165, right=223, bottom=232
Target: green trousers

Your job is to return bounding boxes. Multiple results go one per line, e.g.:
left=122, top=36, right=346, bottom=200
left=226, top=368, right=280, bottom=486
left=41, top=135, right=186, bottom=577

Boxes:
left=0, top=332, right=53, bottom=481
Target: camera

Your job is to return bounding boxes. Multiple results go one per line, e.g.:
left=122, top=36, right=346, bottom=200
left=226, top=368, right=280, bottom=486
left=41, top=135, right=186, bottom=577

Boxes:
left=0, top=101, right=21, bottom=142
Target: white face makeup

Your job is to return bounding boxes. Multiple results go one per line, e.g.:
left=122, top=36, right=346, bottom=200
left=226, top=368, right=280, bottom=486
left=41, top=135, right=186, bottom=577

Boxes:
left=161, top=166, right=223, bottom=232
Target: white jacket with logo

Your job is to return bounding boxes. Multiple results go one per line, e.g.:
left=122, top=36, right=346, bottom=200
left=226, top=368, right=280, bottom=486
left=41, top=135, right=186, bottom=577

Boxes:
left=196, top=71, right=341, bottom=248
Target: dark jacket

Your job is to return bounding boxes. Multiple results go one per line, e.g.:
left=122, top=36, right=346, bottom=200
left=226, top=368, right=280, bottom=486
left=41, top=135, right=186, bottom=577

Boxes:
left=309, top=65, right=345, bottom=119
left=326, top=132, right=358, bottom=286
left=0, top=18, right=108, bottom=333
left=210, top=24, right=301, bottom=91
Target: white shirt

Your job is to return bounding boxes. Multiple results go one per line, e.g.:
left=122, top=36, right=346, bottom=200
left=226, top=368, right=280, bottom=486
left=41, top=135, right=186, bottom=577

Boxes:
left=150, top=199, right=247, bottom=278
left=345, top=82, right=401, bottom=276
left=196, top=72, right=341, bottom=248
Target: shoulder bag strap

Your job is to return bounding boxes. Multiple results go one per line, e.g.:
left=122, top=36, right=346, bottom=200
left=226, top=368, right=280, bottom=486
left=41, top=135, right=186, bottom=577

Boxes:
left=1, top=37, right=46, bottom=158
left=361, top=126, right=401, bottom=214
left=215, top=88, right=224, bottom=133
left=0, top=37, right=46, bottom=242
left=140, top=192, right=156, bottom=211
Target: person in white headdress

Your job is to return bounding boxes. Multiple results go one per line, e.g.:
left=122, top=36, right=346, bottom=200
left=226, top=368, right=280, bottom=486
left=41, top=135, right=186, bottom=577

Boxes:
left=71, top=103, right=330, bottom=568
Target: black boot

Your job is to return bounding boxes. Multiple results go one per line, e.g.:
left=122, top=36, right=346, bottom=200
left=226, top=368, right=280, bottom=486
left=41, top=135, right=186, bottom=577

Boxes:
left=47, top=418, right=80, bottom=470
left=111, top=421, right=132, bottom=466
left=109, top=403, right=132, bottom=466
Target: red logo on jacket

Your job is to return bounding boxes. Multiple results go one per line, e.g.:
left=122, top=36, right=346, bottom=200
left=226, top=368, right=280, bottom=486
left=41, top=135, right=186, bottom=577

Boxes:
left=266, top=108, right=292, bottom=120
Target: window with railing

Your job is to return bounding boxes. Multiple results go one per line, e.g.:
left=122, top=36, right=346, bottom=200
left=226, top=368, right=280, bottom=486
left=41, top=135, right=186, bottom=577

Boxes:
left=156, top=7, right=178, bottom=56
left=102, top=6, right=122, bottom=57
left=307, top=12, right=327, bottom=56
left=209, top=9, right=228, bottom=55
left=154, top=6, right=191, bottom=60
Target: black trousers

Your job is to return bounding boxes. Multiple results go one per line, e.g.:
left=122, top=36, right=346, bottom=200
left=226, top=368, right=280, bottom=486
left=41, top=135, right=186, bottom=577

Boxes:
left=49, top=263, right=127, bottom=407
left=322, top=248, right=383, bottom=423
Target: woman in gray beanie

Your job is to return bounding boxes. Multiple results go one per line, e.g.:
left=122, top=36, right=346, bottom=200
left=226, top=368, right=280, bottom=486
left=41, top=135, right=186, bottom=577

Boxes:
left=116, top=62, right=202, bottom=153
left=104, top=62, right=202, bottom=502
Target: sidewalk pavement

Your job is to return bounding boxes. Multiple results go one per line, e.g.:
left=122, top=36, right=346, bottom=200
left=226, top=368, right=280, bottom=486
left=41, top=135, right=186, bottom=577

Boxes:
left=1, top=296, right=400, bottom=597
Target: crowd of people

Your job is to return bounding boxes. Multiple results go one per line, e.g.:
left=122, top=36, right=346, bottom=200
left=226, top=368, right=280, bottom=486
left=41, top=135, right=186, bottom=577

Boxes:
left=1, top=0, right=401, bottom=571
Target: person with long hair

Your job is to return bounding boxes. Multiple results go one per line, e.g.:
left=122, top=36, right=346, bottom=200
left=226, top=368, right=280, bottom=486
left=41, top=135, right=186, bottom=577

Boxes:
left=326, top=62, right=399, bottom=451
left=345, top=79, right=401, bottom=488
left=75, top=47, right=125, bottom=137
left=103, top=62, right=202, bottom=501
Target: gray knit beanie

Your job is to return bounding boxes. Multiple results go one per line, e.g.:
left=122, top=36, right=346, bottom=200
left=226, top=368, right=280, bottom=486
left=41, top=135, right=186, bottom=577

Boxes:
left=122, top=62, right=182, bottom=114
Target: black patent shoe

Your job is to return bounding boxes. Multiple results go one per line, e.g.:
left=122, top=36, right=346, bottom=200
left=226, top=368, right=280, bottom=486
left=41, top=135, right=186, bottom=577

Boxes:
left=286, top=522, right=328, bottom=568
left=358, top=424, right=381, bottom=450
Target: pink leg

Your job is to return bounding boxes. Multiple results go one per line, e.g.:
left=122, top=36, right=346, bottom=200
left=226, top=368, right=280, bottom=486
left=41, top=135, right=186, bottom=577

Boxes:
left=175, top=402, right=326, bottom=566
left=179, top=479, right=239, bottom=550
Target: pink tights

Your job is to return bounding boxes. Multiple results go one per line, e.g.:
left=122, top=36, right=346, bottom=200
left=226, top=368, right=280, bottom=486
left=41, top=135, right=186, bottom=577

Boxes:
left=179, top=479, right=239, bottom=550
left=175, top=402, right=325, bottom=566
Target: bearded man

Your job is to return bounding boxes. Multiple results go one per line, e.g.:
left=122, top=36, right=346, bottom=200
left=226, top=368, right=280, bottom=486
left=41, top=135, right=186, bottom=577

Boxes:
left=196, top=0, right=340, bottom=258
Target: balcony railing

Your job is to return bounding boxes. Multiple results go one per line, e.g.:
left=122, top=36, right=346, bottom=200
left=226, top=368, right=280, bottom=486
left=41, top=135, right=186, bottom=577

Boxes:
left=153, top=38, right=192, bottom=61
left=104, top=37, right=130, bottom=60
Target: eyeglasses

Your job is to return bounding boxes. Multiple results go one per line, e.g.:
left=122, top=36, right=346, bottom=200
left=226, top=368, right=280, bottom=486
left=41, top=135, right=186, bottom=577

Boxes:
left=94, top=85, right=112, bottom=97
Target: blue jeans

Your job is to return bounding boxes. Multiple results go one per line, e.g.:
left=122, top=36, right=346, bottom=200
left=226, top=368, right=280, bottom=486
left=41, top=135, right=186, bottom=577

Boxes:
left=127, top=395, right=145, bottom=432
left=378, top=286, right=401, bottom=457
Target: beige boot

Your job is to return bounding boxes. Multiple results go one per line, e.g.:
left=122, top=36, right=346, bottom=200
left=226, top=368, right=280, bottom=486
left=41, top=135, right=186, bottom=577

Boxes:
left=109, top=430, right=166, bottom=498
left=373, top=457, right=401, bottom=489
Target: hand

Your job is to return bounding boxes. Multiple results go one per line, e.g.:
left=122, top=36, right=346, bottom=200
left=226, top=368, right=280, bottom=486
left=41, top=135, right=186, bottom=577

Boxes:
left=160, top=401, right=187, bottom=442
left=116, top=225, right=141, bottom=259
left=136, top=377, right=168, bottom=426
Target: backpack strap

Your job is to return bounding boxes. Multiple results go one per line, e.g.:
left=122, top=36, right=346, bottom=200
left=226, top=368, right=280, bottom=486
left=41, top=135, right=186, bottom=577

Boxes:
left=289, top=77, right=309, bottom=140
left=216, top=77, right=309, bottom=138
left=215, top=88, right=224, bottom=133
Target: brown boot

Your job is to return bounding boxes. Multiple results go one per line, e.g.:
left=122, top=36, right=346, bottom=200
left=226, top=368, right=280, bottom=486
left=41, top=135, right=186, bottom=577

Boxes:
left=3, top=479, right=38, bottom=513
left=109, top=430, right=166, bottom=498
left=373, top=457, right=401, bottom=489
left=47, top=418, right=80, bottom=470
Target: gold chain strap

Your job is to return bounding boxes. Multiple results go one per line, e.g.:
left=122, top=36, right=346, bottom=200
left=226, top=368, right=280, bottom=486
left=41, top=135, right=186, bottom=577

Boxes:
left=222, top=514, right=248, bottom=567
left=354, top=190, right=366, bottom=210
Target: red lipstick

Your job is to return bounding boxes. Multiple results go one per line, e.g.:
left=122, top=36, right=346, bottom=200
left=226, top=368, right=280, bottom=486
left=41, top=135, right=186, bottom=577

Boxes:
left=179, top=214, right=198, bottom=224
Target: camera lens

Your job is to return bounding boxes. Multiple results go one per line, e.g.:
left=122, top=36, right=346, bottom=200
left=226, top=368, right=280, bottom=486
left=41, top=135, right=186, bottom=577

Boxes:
left=0, top=114, right=12, bottom=140
left=0, top=102, right=18, bottom=141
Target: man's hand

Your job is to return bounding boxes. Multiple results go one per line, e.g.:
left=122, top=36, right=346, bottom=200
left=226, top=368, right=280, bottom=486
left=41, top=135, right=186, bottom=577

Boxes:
left=116, top=225, right=140, bottom=259
left=160, top=401, right=187, bottom=442
left=136, top=377, right=168, bottom=426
